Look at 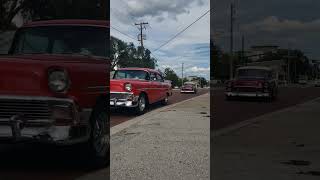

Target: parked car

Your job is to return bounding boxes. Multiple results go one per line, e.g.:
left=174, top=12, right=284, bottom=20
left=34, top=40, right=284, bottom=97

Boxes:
left=110, top=68, right=172, bottom=114
left=314, top=79, right=320, bottom=87
left=180, top=82, right=197, bottom=94
left=0, top=19, right=109, bottom=167
left=225, top=66, right=278, bottom=101
left=298, top=76, right=308, bottom=85
left=164, top=80, right=173, bottom=96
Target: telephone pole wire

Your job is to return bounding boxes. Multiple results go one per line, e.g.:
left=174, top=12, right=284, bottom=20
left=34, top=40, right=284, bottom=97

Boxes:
left=135, top=22, right=149, bottom=48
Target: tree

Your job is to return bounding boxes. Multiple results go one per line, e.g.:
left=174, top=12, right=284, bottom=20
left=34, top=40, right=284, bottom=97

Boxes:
left=1, top=0, right=106, bottom=31
left=163, top=68, right=180, bottom=87
left=110, top=36, right=157, bottom=70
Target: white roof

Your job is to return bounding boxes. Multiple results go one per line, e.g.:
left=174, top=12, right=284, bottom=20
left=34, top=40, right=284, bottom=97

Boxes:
left=237, top=66, right=272, bottom=71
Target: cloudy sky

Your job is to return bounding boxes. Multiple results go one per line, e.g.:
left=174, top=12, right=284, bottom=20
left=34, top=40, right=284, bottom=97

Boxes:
left=111, top=0, right=210, bottom=80
left=212, top=0, right=320, bottom=60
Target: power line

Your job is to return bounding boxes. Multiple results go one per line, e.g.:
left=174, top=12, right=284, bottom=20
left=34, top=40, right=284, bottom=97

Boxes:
left=153, top=8, right=211, bottom=52
left=111, top=26, right=137, bottom=41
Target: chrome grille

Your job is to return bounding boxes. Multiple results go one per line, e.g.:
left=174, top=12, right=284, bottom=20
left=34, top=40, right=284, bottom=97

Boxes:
left=234, top=87, right=260, bottom=92
left=110, top=93, right=131, bottom=100
left=0, top=99, right=51, bottom=120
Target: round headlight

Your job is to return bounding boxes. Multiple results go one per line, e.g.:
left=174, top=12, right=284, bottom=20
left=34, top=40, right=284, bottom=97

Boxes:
left=124, top=83, right=132, bottom=91
left=48, top=70, right=70, bottom=93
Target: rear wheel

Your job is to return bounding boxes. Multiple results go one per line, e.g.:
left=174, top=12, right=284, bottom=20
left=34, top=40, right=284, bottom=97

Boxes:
left=161, top=94, right=169, bottom=105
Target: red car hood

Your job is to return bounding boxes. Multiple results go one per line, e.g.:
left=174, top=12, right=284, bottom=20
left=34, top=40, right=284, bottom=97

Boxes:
left=0, top=54, right=106, bottom=97
left=110, top=79, right=148, bottom=92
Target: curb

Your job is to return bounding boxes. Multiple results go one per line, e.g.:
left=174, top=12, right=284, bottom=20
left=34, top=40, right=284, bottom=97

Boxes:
left=213, top=97, right=320, bottom=137
left=111, top=93, right=210, bottom=136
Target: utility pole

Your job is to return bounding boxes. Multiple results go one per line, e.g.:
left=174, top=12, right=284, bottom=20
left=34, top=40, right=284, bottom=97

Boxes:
left=241, top=35, right=245, bottom=65
left=229, top=2, right=235, bottom=80
left=287, top=44, right=290, bottom=84
left=135, top=22, right=148, bottom=48
left=182, top=63, right=184, bottom=86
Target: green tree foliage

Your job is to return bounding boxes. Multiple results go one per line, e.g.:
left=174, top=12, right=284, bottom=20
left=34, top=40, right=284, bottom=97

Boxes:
left=163, top=68, right=180, bottom=87
left=111, top=36, right=157, bottom=70
left=1, top=0, right=107, bottom=30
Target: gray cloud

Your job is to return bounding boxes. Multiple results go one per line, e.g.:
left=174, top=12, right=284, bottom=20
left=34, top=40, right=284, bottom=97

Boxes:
left=115, top=0, right=206, bottom=22
left=212, top=0, right=320, bottom=59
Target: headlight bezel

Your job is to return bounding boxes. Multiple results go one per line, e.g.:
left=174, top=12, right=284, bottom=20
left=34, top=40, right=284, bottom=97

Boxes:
left=124, top=83, right=132, bottom=92
left=48, top=68, right=71, bottom=93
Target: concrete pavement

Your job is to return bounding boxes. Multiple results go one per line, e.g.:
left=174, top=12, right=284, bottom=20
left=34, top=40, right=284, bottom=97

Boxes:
left=213, top=97, right=320, bottom=179
left=110, top=93, right=210, bottom=180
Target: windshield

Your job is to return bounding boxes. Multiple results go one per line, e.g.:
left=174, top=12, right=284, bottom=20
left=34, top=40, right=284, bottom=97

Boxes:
left=113, top=70, right=149, bottom=80
left=11, top=26, right=107, bottom=57
left=237, top=69, right=271, bottom=79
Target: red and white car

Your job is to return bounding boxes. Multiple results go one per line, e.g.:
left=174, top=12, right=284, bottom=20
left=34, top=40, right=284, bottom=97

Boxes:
left=110, top=68, right=172, bottom=114
left=0, top=19, right=109, bottom=167
left=225, top=66, right=278, bottom=101
left=180, top=82, right=197, bottom=94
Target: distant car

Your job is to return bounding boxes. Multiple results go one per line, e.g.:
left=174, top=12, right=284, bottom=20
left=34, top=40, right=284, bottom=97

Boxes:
left=298, top=77, right=308, bottom=85
left=314, top=79, right=320, bottom=87
left=110, top=68, right=172, bottom=114
left=174, top=86, right=179, bottom=89
left=225, top=66, right=278, bottom=101
left=180, top=82, right=197, bottom=94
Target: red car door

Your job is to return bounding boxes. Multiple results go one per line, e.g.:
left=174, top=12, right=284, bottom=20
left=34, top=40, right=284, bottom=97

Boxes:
left=156, top=73, right=166, bottom=100
left=148, top=72, right=159, bottom=103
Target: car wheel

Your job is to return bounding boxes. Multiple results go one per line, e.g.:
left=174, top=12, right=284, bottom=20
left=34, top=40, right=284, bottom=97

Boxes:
left=134, top=94, right=147, bottom=115
left=82, top=100, right=109, bottom=168
left=161, top=94, right=169, bottom=105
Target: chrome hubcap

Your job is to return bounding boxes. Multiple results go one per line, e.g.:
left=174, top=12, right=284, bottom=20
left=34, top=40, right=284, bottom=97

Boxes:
left=139, top=97, right=146, bottom=111
left=93, top=112, right=108, bottom=156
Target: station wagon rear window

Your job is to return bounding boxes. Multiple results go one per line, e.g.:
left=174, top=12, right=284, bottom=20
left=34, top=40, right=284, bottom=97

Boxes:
left=11, top=26, right=108, bottom=57
left=113, top=70, right=149, bottom=80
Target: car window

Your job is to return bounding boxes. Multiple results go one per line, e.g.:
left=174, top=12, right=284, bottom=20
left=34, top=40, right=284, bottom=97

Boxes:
left=150, top=72, right=157, bottom=81
left=156, top=74, right=164, bottom=82
left=114, top=70, right=148, bottom=80
left=12, top=26, right=108, bottom=57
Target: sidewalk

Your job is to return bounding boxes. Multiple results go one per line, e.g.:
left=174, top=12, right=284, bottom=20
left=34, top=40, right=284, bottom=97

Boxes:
left=110, top=93, right=210, bottom=180
left=213, top=97, right=320, bottom=180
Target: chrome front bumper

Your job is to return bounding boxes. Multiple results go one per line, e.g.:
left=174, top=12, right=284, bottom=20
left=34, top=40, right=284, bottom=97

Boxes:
left=225, top=92, right=270, bottom=97
left=180, top=90, right=195, bottom=93
left=0, top=95, right=91, bottom=145
left=110, top=92, right=139, bottom=107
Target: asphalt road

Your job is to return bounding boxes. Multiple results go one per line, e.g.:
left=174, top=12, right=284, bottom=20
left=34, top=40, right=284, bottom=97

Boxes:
left=212, top=85, right=320, bottom=130
left=111, top=88, right=210, bottom=127
left=0, top=88, right=209, bottom=180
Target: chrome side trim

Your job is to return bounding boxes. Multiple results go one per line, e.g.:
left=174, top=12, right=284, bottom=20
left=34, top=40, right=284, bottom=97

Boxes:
left=0, top=95, right=74, bottom=103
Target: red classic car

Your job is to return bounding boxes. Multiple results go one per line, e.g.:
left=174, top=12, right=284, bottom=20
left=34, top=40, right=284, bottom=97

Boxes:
left=180, top=82, right=197, bottom=94
left=110, top=68, right=172, bottom=114
left=0, top=19, right=109, bottom=167
left=225, top=66, right=278, bottom=101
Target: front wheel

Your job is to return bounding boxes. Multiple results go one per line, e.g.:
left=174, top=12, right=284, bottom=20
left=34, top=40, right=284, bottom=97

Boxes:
left=134, top=94, right=147, bottom=115
left=80, top=101, right=109, bottom=169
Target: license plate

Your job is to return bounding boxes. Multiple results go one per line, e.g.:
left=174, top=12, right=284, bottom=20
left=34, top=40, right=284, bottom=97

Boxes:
left=0, top=126, right=12, bottom=137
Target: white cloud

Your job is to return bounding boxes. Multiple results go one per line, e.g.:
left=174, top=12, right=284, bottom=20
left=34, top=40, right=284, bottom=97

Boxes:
left=188, top=66, right=210, bottom=73
left=111, top=0, right=210, bottom=79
